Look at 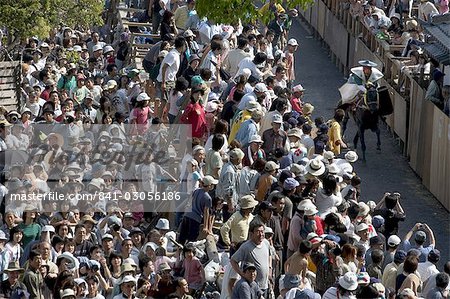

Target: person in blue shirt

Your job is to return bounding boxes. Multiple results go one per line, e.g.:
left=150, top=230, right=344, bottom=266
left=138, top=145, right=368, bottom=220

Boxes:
left=235, top=109, right=263, bottom=148
left=400, top=223, right=436, bottom=263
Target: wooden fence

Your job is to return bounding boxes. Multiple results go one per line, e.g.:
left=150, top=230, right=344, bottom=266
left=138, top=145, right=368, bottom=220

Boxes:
left=299, top=0, right=450, bottom=210
left=0, top=61, right=20, bottom=111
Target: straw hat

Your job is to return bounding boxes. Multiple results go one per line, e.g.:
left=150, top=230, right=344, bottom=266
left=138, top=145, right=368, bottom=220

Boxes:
left=306, top=159, right=325, bottom=176
left=3, top=261, right=24, bottom=273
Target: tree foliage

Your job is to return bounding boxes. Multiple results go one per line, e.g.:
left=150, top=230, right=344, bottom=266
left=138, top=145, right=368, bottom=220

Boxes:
left=0, top=0, right=103, bottom=41
left=195, top=0, right=313, bottom=25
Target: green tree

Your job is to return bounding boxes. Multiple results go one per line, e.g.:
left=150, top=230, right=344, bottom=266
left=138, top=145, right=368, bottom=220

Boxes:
left=0, top=0, right=103, bottom=44
left=195, top=0, right=313, bottom=25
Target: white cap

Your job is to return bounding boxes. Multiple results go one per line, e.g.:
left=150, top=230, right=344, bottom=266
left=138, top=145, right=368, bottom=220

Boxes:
left=73, top=45, right=82, bottom=52
left=137, top=92, right=151, bottom=102
left=42, top=225, right=55, bottom=233
left=288, top=38, right=298, bottom=46
left=102, top=234, right=114, bottom=240
left=355, top=222, right=369, bottom=232
left=387, top=235, right=401, bottom=247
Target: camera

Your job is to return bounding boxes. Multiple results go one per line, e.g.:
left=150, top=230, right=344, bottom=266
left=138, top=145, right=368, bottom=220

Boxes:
left=91, top=264, right=99, bottom=272
left=112, top=224, right=121, bottom=231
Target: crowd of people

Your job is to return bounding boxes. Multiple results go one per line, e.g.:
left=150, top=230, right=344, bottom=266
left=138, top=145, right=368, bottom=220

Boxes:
left=0, top=0, right=448, bottom=299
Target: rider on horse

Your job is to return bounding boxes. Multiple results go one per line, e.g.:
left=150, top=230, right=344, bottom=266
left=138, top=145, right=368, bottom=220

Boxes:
left=348, top=60, right=384, bottom=87
left=339, top=60, right=384, bottom=109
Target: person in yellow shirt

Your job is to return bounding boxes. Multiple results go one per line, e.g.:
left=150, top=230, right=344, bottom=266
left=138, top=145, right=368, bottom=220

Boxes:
left=328, top=109, right=347, bottom=155
left=228, top=101, right=261, bottom=143
left=173, top=0, right=196, bottom=31
left=220, top=195, right=258, bottom=251
left=259, top=0, right=286, bottom=18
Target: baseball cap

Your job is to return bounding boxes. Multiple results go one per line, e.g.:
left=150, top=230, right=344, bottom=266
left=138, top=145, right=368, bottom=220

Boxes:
left=414, top=230, right=427, bottom=242
left=387, top=235, right=401, bottom=247
left=102, top=234, right=114, bottom=240
left=201, top=175, right=218, bottom=186
left=355, top=223, right=369, bottom=232
left=242, top=262, right=257, bottom=272
left=272, top=114, right=283, bottom=123
left=288, top=38, right=298, bottom=46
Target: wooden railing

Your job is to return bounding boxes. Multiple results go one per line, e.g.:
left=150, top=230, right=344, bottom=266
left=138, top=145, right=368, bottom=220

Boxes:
left=299, top=0, right=449, bottom=210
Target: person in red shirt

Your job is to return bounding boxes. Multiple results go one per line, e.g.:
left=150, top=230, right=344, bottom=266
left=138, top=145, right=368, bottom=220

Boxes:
left=180, top=87, right=207, bottom=140
left=291, top=84, right=305, bottom=113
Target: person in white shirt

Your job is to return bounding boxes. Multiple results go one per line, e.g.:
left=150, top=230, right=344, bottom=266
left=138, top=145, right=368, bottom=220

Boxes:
left=157, top=36, right=187, bottom=117
left=224, top=37, right=252, bottom=77
left=236, top=52, right=271, bottom=82
left=418, top=0, right=439, bottom=21
left=417, top=249, right=441, bottom=283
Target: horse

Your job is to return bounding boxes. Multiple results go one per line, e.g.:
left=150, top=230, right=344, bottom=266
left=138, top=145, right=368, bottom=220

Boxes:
left=340, top=84, right=392, bottom=161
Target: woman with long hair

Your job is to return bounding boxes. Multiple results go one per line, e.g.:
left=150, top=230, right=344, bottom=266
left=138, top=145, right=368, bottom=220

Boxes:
left=18, top=207, right=41, bottom=248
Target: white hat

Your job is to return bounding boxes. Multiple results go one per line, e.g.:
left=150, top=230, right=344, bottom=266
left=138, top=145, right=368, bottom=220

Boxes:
left=297, top=199, right=316, bottom=211
left=103, top=45, right=114, bottom=54
left=292, top=84, right=305, bottom=92
left=183, top=29, right=195, bottom=37
left=137, top=92, right=151, bottom=102
left=106, top=80, right=118, bottom=90
left=387, top=235, right=401, bottom=247
left=57, top=252, right=79, bottom=270
left=355, top=222, right=369, bottom=232
left=338, top=272, right=358, bottom=291
left=306, top=159, right=326, bottom=176
left=271, top=114, right=283, bottom=124
left=102, top=234, right=114, bottom=240
left=208, top=92, right=220, bottom=101
left=304, top=206, right=319, bottom=216
left=205, top=101, right=218, bottom=113
left=357, top=202, right=370, bottom=217
left=93, top=44, right=103, bottom=52
left=307, top=232, right=323, bottom=243
left=264, top=226, right=274, bottom=234
left=73, top=45, right=82, bottom=52
left=0, top=230, right=7, bottom=240
left=249, top=135, right=263, bottom=144
left=328, top=164, right=340, bottom=175
left=120, top=275, right=137, bottom=285
left=288, top=38, right=298, bottom=46
left=345, top=151, right=358, bottom=162
left=42, top=225, right=55, bottom=233
left=61, top=289, right=76, bottom=299
left=40, top=42, right=50, bottom=48
left=323, top=151, right=335, bottom=160
left=254, top=83, right=268, bottom=93
left=155, top=218, right=170, bottom=230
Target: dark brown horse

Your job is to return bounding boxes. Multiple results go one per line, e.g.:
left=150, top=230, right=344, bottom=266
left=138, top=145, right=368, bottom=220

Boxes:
left=341, top=85, right=393, bottom=161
